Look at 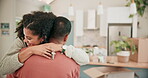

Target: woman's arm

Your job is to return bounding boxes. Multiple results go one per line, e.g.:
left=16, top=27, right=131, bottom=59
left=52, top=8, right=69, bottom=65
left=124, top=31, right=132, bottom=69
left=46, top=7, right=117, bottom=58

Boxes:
left=0, top=38, right=25, bottom=75
left=18, top=43, right=63, bottom=63
left=0, top=38, right=62, bottom=75
left=64, top=45, right=90, bottom=65
left=19, top=44, right=90, bottom=66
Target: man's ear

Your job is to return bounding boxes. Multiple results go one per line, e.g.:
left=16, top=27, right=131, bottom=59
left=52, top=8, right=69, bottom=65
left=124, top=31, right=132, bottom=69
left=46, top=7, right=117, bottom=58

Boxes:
left=64, top=34, right=69, bottom=42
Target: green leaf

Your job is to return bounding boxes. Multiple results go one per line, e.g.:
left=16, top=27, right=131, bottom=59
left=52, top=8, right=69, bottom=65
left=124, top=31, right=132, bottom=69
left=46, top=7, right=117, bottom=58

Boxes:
left=144, top=0, right=148, bottom=5
left=121, top=36, right=128, bottom=40
left=110, top=36, right=138, bottom=54
left=129, top=14, right=134, bottom=18
left=126, top=0, right=148, bottom=17
left=138, top=0, right=144, bottom=4
left=115, top=48, right=121, bottom=52
left=139, top=7, right=145, bottom=16
left=126, top=2, right=131, bottom=7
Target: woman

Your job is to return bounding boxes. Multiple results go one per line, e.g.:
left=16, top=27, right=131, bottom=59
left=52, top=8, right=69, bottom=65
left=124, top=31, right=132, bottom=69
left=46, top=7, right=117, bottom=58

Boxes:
left=0, top=11, right=89, bottom=76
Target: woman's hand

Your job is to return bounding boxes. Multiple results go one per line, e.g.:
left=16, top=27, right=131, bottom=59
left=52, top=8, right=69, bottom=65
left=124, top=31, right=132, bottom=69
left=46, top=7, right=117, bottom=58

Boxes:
left=28, top=45, right=52, bottom=59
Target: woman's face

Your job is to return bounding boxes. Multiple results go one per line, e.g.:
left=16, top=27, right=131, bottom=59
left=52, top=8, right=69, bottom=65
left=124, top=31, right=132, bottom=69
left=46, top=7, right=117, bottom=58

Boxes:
left=23, top=28, right=44, bottom=46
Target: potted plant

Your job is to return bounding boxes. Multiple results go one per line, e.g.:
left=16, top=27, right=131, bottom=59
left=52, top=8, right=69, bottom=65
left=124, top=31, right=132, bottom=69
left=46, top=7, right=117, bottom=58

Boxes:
left=110, top=36, right=137, bottom=63
left=126, top=0, right=148, bottom=17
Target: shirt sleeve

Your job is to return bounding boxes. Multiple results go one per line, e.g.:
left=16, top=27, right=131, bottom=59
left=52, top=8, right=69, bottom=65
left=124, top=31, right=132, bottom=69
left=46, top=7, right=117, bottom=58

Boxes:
left=0, top=38, right=26, bottom=75
left=65, top=45, right=90, bottom=65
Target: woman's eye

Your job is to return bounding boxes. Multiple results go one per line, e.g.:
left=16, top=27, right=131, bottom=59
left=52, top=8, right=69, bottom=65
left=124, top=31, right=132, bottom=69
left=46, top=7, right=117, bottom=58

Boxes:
left=26, top=36, right=32, bottom=40
left=27, top=37, right=32, bottom=40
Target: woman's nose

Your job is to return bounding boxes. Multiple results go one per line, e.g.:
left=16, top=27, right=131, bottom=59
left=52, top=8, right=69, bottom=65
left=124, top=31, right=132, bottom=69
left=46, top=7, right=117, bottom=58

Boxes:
left=23, top=38, right=28, bottom=43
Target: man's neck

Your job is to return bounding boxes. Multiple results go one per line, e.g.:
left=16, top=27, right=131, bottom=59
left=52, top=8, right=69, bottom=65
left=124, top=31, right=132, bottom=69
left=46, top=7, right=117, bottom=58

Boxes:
left=49, top=38, right=63, bottom=44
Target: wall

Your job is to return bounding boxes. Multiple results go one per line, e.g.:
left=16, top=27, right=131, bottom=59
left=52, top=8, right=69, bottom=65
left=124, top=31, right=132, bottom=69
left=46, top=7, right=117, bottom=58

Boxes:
left=76, top=30, right=106, bottom=47
left=16, top=0, right=45, bottom=17
left=0, top=0, right=16, bottom=54
left=138, top=7, right=148, bottom=38
left=50, top=0, right=127, bottom=15
left=50, top=0, right=148, bottom=47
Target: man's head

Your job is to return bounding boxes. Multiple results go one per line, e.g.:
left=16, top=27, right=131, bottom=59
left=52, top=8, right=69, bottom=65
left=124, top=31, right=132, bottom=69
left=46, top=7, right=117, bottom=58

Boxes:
left=49, top=16, right=71, bottom=44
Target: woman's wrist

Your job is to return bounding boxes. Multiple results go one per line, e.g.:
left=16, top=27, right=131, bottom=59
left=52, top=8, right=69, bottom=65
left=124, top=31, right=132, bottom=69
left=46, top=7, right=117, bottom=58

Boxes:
left=18, top=48, right=33, bottom=63
left=27, top=46, right=35, bottom=54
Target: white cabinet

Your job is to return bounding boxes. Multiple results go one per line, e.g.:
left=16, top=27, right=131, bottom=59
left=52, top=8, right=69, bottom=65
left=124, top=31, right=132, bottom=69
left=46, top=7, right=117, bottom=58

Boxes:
left=107, top=7, right=132, bottom=23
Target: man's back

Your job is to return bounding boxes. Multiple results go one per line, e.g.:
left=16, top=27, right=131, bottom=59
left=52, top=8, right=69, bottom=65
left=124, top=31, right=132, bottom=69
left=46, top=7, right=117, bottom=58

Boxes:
left=13, top=52, right=80, bottom=78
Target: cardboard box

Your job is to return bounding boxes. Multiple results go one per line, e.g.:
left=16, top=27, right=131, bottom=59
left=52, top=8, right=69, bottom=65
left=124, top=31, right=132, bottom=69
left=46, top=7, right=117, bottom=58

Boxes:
left=84, top=67, right=135, bottom=78
left=129, top=38, right=148, bottom=62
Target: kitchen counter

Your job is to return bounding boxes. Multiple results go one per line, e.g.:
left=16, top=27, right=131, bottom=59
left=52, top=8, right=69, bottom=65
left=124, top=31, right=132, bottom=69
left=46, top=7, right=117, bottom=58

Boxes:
left=89, top=56, right=148, bottom=69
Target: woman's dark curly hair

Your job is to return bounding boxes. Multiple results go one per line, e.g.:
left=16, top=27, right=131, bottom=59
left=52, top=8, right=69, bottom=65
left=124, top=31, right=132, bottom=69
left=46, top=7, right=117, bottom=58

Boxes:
left=15, top=11, right=56, bottom=43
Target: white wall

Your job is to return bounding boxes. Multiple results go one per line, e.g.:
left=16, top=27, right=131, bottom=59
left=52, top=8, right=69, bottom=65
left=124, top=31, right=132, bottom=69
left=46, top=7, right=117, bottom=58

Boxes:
left=51, top=0, right=127, bottom=15
left=138, top=7, right=148, bottom=38
left=16, top=0, right=45, bottom=17
left=0, top=0, right=16, bottom=53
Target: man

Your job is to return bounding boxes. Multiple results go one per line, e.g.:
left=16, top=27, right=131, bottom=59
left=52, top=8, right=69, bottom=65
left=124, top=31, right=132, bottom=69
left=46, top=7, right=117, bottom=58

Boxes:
left=7, top=17, right=80, bottom=78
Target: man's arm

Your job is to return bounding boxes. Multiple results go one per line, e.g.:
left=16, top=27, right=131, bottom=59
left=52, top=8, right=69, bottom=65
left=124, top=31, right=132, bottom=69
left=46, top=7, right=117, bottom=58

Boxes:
left=65, top=45, right=90, bottom=65
left=0, top=38, right=25, bottom=75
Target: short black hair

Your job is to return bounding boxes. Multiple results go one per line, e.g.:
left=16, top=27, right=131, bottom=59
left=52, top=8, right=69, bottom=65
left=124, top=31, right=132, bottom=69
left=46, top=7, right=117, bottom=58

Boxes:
left=50, top=16, right=71, bottom=39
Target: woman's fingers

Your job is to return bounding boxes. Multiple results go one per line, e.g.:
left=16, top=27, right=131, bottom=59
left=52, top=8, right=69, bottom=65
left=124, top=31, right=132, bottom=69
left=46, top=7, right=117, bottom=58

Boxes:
left=45, top=47, right=53, bottom=52
left=42, top=54, right=51, bottom=59
left=45, top=51, right=52, bottom=56
left=42, top=51, right=52, bottom=59
left=30, top=45, right=57, bottom=59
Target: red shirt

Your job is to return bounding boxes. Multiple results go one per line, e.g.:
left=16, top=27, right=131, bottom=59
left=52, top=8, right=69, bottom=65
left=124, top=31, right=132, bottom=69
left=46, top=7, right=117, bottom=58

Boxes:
left=7, top=52, right=80, bottom=78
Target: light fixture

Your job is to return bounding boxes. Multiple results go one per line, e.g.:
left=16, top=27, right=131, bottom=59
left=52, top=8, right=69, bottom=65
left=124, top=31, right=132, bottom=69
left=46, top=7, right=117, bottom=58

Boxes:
left=68, top=0, right=74, bottom=16
left=68, top=4, right=74, bottom=16
left=97, top=2, right=104, bottom=15
left=39, top=0, right=54, bottom=4
left=130, top=0, right=137, bottom=15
